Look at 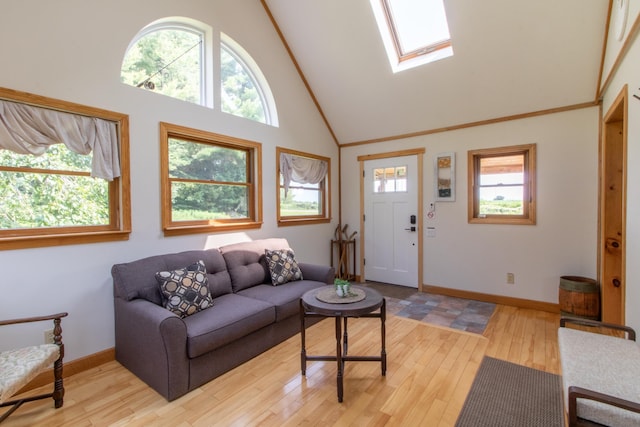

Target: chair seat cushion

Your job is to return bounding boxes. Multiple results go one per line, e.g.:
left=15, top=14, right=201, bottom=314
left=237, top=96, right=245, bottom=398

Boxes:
left=558, top=327, right=640, bottom=426
left=0, top=344, right=60, bottom=403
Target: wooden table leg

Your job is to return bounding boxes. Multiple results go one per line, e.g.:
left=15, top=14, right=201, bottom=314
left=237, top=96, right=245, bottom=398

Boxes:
left=300, top=299, right=307, bottom=375
left=343, top=317, right=348, bottom=355
left=381, top=298, right=387, bottom=376
left=335, top=316, right=343, bottom=403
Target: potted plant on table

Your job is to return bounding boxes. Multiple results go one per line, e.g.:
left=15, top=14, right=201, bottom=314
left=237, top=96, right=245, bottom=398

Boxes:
left=334, top=278, right=351, bottom=297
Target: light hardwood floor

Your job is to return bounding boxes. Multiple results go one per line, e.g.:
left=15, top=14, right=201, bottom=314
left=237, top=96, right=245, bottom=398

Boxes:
left=5, top=304, right=561, bottom=426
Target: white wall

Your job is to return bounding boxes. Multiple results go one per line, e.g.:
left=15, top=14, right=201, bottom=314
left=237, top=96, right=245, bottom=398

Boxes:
left=0, top=0, right=338, bottom=360
left=341, top=107, right=599, bottom=304
left=602, top=26, right=640, bottom=332
left=602, top=1, right=640, bottom=88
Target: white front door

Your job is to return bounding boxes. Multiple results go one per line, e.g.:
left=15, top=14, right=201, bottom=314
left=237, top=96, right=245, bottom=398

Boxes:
left=364, top=155, right=418, bottom=287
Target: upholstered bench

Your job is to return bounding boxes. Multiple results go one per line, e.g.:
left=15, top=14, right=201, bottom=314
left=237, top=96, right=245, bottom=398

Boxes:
left=558, top=317, right=640, bottom=426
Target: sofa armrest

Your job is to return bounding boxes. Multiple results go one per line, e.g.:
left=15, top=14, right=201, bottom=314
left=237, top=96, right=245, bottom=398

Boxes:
left=568, top=386, right=640, bottom=427
left=298, top=262, right=335, bottom=284
left=560, top=317, right=636, bottom=341
left=114, top=298, right=189, bottom=400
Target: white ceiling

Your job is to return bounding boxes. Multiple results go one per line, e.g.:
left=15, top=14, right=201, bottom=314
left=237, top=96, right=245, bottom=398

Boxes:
left=264, top=0, right=609, bottom=145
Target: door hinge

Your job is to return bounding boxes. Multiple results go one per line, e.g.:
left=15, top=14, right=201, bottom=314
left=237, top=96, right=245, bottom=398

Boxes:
left=363, top=214, right=365, bottom=222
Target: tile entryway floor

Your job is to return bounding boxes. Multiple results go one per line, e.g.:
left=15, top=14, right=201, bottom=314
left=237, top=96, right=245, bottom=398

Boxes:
left=360, top=281, right=496, bottom=334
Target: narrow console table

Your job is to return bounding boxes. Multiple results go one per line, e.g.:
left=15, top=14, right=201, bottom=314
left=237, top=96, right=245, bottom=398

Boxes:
left=299, top=286, right=386, bottom=402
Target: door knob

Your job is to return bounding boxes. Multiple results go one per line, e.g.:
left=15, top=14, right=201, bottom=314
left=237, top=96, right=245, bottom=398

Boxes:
left=404, top=226, right=416, bottom=232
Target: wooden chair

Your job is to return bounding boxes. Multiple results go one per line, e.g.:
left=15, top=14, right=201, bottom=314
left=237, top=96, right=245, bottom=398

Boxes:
left=0, top=312, right=68, bottom=423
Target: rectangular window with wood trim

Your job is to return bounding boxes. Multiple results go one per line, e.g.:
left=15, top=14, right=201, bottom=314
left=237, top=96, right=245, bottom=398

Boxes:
left=277, top=147, right=330, bottom=226
left=0, top=87, right=131, bottom=250
left=468, top=144, right=536, bottom=225
left=160, top=122, right=262, bottom=236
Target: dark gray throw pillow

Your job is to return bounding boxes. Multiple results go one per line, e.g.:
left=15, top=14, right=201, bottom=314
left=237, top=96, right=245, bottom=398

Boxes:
left=265, top=249, right=303, bottom=285
left=155, top=260, right=213, bottom=318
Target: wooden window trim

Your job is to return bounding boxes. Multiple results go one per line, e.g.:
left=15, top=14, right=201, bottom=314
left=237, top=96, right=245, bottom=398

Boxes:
left=381, top=0, right=451, bottom=63
left=467, top=144, right=536, bottom=225
left=122, top=21, right=208, bottom=107
left=0, top=87, right=131, bottom=250
left=160, top=122, right=262, bottom=236
left=276, top=147, right=331, bottom=227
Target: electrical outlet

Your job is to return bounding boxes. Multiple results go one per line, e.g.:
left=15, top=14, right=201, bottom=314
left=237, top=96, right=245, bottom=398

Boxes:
left=506, top=273, right=515, bottom=284
left=44, top=329, right=55, bottom=344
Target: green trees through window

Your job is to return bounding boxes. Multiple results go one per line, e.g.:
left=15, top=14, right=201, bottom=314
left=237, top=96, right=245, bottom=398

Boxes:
left=0, top=87, right=131, bottom=250
left=121, top=19, right=276, bottom=125
left=121, top=26, right=203, bottom=105
left=0, top=146, right=109, bottom=229
left=168, top=138, right=249, bottom=220
left=221, top=45, right=266, bottom=123
left=160, top=122, right=262, bottom=236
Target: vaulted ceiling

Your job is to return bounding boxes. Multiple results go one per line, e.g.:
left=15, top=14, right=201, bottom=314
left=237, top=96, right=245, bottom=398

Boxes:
left=263, top=0, right=609, bottom=145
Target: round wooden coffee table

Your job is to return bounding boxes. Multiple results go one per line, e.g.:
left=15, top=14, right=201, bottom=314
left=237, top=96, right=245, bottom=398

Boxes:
left=299, top=285, right=386, bottom=402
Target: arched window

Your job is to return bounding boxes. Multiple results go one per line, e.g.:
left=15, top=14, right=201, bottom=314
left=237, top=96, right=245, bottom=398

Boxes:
left=220, top=34, right=277, bottom=126
left=121, top=19, right=277, bottom=126
left=121, top=18, right=211, bottom=107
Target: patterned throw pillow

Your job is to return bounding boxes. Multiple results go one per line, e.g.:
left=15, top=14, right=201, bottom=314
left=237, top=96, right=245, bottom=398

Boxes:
left=155, top=260, right=213, bottom=318
left=265, top=249, right=303, bottom=285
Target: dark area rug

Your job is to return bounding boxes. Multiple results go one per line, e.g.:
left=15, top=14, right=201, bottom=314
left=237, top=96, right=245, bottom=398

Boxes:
left=360, top=282, right=496, bottom=334
left=455, top=356, right=564, bottom=427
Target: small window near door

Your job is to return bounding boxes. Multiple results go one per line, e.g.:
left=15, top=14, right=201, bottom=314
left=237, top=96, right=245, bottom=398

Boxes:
left=468, top=144, right=536, bottom=225
left=373, top=166, right=407, bottom=193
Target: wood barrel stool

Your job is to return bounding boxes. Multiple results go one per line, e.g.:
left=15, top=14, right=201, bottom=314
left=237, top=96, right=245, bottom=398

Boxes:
left=559, top=275, right=600, bottom=320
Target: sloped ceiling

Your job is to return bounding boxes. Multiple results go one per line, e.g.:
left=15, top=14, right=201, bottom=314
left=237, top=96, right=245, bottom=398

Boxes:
left=263, top=0, right=609, bottom=145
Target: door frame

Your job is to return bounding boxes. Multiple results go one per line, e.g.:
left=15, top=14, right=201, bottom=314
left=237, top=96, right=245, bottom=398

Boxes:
left=599, top=85, right=627, bottom=324
left=358, top=148, right=425, bottom=290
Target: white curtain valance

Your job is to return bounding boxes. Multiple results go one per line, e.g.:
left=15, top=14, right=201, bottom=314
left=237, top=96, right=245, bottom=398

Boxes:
left=0, top=99, right=120, bottom=180
left=280, top=153, right=328, bottom=197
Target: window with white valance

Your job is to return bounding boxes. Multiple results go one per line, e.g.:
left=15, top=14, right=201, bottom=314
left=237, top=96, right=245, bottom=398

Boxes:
left=0, top=99, right=120, bottom=180
left=277, top=147, right=330, bottom=226
left=0, top=87, right=130, bottom=250
left=280, top=152, right=328, bottom=196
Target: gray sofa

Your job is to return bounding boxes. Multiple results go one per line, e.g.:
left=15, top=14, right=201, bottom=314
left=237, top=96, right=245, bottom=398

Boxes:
left=112, top=238, right=334, bottom=401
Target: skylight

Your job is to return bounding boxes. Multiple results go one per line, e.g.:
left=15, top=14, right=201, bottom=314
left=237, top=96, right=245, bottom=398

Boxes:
left=370, top=0, right=453, bottom=73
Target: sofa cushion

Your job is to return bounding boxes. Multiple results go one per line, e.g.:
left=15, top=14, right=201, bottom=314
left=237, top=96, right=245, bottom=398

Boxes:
left=183, top=293, right=276, bottom=358
left=237, top=280, right=325, bottom=321
left=219, top=238, right=291, bottom=292
left=112, top=248, right=232, bottom=304
left=156, top=260, right=213, bottom=318
left=161, top=250, right=232, bottom=299
left=558, top=327, right=640, bottom=426
left=265, top=249, right=303, bottom=285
